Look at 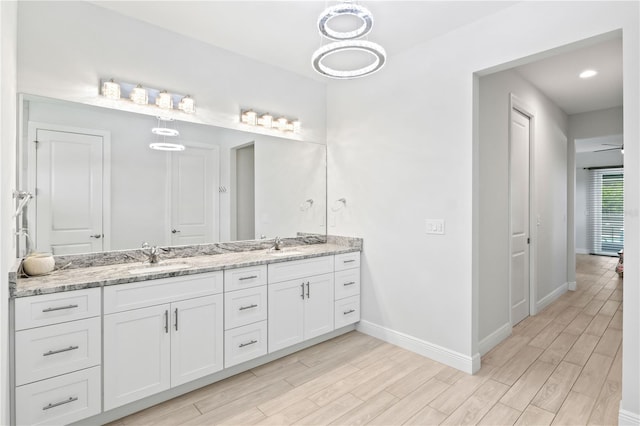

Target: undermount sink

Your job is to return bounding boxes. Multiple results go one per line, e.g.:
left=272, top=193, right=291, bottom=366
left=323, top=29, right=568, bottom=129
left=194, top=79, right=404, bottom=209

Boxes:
left=268, top=250, right=303, bottom=257
left=128, top=263, right=192, bottom=275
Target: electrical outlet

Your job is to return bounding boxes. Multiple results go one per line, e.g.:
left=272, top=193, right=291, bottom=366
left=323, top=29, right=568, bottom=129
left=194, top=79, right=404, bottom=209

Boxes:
left=425, top=219, right=445, bottom=235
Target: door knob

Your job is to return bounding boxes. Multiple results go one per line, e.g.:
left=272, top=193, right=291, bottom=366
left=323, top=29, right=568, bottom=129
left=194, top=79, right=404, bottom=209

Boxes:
left=89, top=234, right=102, bottom=239
left=171, top=229, right=181, bottom=234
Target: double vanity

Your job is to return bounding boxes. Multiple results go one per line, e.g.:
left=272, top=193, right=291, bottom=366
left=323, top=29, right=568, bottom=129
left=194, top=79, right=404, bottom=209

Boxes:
left=9, top=237, right=362, bottom=425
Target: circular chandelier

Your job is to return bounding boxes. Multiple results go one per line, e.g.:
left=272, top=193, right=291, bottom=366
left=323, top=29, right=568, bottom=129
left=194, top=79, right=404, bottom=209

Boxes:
left=312, top=1, right=386, bottom=79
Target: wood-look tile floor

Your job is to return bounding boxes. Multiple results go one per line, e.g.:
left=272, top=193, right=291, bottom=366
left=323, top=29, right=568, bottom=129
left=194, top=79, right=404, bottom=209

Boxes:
left=110, top=254, right=622, bottom=425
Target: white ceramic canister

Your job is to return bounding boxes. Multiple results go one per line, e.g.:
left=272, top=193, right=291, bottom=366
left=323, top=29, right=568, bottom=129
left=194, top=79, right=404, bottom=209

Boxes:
left=22, top=252, right=55, bottom=276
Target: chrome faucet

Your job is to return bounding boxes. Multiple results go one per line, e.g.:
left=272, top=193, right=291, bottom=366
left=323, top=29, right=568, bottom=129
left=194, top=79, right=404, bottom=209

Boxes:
left=272, top=236, right=283, bottom=251
left=141, top=242, right=160, bottom=264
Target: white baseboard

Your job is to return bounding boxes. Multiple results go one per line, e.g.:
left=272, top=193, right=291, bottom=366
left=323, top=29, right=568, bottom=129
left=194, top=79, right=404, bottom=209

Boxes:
left=576, top=248, right=590, bottom=255
left=356, top=320, right=479, bottom=374
left=619, top=409, right=640, bottom=425
left=536, top=282, right=568, bottom=312
left=479, top=322, right=512, bottom=356
left=568, top=281, right=577, bottom=291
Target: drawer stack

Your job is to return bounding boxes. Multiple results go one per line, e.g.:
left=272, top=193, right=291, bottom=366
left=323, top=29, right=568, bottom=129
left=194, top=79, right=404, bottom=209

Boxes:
left=334, top=252, right=361, bottom=328
left=14, top=288, right=102, bottom=425
left=223, top=265, right=268, bottom=367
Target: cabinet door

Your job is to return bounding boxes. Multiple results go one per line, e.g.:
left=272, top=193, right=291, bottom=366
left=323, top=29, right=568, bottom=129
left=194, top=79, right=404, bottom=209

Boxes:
left=304, top=273, right=335, bottom=340
left=104, top=305, right=171, bottom=411
left=171, top=294, right=224, bottom=386
left=268, top=280, right=305, bottom=353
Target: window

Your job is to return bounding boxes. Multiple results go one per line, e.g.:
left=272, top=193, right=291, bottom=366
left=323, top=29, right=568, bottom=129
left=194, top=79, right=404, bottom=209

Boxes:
left=587, top=167, right=624, bottom=255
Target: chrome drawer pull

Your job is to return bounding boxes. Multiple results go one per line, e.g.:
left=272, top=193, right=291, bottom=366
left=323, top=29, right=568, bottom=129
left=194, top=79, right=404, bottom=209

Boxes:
left=343, top=259, right=356, bottom=263
left=43, top=396, right=78, bottom=410
left=344, top=309, right=356, bottom=315
left=239, top=304, right=258, bottom=311
left=43, top=345, right=79, bottom=357
left=343, top=281, right=356, bottom=286
left=42, top=304, right=78, bottom=313
left=239, top=275, right=258, bottom=281
left=239, top=339, right=258, bottom=348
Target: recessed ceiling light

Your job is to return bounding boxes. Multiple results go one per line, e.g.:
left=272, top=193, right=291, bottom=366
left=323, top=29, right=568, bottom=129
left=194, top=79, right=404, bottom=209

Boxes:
left=579, top=69, right=598, bottom=79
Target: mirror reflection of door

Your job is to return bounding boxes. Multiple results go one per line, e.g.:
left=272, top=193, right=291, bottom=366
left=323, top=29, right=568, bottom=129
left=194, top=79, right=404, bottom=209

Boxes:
left=170, top=145, right=219, bottom=245
left=235, top=144, right=255, bottom=241
left=32, top=126, right=108, bottom=255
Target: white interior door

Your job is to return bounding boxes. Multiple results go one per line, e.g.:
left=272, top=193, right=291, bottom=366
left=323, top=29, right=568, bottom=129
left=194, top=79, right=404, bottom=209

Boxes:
left=35, top=129, right=104, bottom=255
left=170, top=146, right=219, bottom=245
left=510, top=108, right=531, bottom=325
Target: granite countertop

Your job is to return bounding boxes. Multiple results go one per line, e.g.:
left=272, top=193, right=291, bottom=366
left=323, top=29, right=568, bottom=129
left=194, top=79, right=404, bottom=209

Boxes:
left=10, top=240, right=361, bottom=298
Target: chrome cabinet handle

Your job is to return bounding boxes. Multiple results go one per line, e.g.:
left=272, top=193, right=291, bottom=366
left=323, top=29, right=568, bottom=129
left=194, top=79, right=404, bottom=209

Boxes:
left=239, top=340, right=258, bottom=348
left=171, top=229, right=181, bottom=234
left=43, top=345, right=79, bottom=357
left=89, top=234, right=102, bottom=239
left=239, top=275, right=258, bottom=281
left=344, top=309, right=356, bottom=315
left=43, top=396, right=78, bottom=411
left=42, top=304, right=78, bottom=313
left=301, top=283, right=305, bottom=299
left=306, top=282, right=310, bottom=298
left=343, top=281, right=356, bottom=286
left=164, top=310, right=169, bottom=333
left=343, top=259, right=356, bottom=263
left=239, top=304, right=258, bottom=311
left=174, top=308, right=179, bottom=331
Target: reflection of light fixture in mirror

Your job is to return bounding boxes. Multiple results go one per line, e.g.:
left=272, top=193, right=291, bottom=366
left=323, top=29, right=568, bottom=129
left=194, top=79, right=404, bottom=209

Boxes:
left=150, top=117, right=184, bottom=151
left=156, top=91, right=173, bottom=109
left=178, top=95, right=195, bottom=114
left=579, top=69, right=598, bottom=79
left=149, top=138, right=186, bottom=151
left=331, top=198, right=347, bottom=211
left=312, top=1, right=386, bottom=79
left=152, top=116, right=180, bottom=137
left=300, top=199, right=314, bottom=211
left=102, top=79, right=121, bottom=99
left=130, top=84, right=148, bottom=105
left=241, top=109, right=301, bottom=133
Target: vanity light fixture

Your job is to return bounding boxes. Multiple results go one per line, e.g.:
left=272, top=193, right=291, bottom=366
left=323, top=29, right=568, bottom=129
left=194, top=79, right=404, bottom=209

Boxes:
left=99, top=79, right=196, bottom=114
left=241, top=109, right=301, bottom=134
left=312, top=1, right=386, bottom=79
left=102, top=79, right=121, bottom=100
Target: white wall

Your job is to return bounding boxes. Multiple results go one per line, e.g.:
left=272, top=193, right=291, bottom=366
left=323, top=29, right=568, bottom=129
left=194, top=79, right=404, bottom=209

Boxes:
left=0, top=2, right=17, bottom=424
left=16, top=1, right=327, bottom=144
left=328, top=2, right=639, bottom=416
left=478, top=69, right=568, bottom=350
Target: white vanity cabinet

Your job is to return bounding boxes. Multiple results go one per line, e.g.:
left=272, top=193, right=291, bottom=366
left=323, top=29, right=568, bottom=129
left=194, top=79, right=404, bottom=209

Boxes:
left=14, top=288, right=102, bottom=426
left=103, top=272, right=223, bottom=411
left=334, top=252, right=361, bottom=329
left=268, top=257, right=335, bottom=353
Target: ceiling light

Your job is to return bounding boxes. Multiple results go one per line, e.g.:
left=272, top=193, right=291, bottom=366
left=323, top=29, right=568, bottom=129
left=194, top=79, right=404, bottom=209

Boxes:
left=312, top=40, right=386, bottom=79
left=156, top=91, right=173, bottom=109
left=579, top=69, right=598, bottom=79
left=129, top=84, right=148, bottom=105
left=318, top=3, right=373, bottom=40
left=178, top=95, right=195, bottom=114
left=102, top=79, right=121, bottom=100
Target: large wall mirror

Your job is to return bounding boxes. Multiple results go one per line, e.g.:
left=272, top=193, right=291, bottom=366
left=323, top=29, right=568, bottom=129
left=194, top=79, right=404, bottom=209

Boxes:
left=16, top=94, right=327, bottom=256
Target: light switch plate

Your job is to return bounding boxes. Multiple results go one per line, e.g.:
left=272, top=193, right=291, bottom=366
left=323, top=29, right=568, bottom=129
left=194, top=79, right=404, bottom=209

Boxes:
left=425, top=219, right=445, bottom=235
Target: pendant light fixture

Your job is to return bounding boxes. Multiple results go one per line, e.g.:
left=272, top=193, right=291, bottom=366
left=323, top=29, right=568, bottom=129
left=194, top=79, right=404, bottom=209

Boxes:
left=312, top=1, right=386, bottom=79
left=149, top=117, right=185, bottom=151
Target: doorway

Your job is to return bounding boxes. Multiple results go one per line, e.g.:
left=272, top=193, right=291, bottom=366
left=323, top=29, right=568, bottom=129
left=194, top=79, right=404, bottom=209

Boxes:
left=233, top=143, right=255, bottom=241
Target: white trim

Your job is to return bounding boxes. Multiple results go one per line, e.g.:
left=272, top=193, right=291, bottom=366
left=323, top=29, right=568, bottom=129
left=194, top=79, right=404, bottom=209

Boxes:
left=619, top=409, right=640, bottom=426
left=568, top=281, right=577, bottom=291
left=479, top=322, right=512, bottom=356
left=356, top=320, right=479, bottom=374
left=536, top=282, right=568, bottom=312
left=576, top=248, right=590, bottom=255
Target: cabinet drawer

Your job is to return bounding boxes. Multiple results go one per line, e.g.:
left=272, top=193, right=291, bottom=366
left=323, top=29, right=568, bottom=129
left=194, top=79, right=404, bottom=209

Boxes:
left=16, top=317, right=101, bottom=386
left=225, top=321, right=268, bottom=368
left=104, top=271, right=223, bottom=314
left=334, top=269, right=361, bottom=300
left=335, top=295, right=360, bottom=329
left=224, top=265, right=267, bottom=292
left=15, top=288, right=100, bottom=331
left=334, top=252, right=360, bottom=271
left=268, top=255, right=334, bottom=283
left=16, top=366, right=101, bottom=426
left=224, top=286, right=267, bottom=330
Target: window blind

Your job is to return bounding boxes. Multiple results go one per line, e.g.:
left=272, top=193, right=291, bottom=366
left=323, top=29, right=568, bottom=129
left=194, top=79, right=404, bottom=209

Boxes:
left=587, top=167, right=624, bottom=256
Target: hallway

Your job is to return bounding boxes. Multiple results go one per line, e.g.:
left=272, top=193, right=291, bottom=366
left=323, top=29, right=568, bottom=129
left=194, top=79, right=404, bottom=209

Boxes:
left=110, top=254, right=622, bottom=425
